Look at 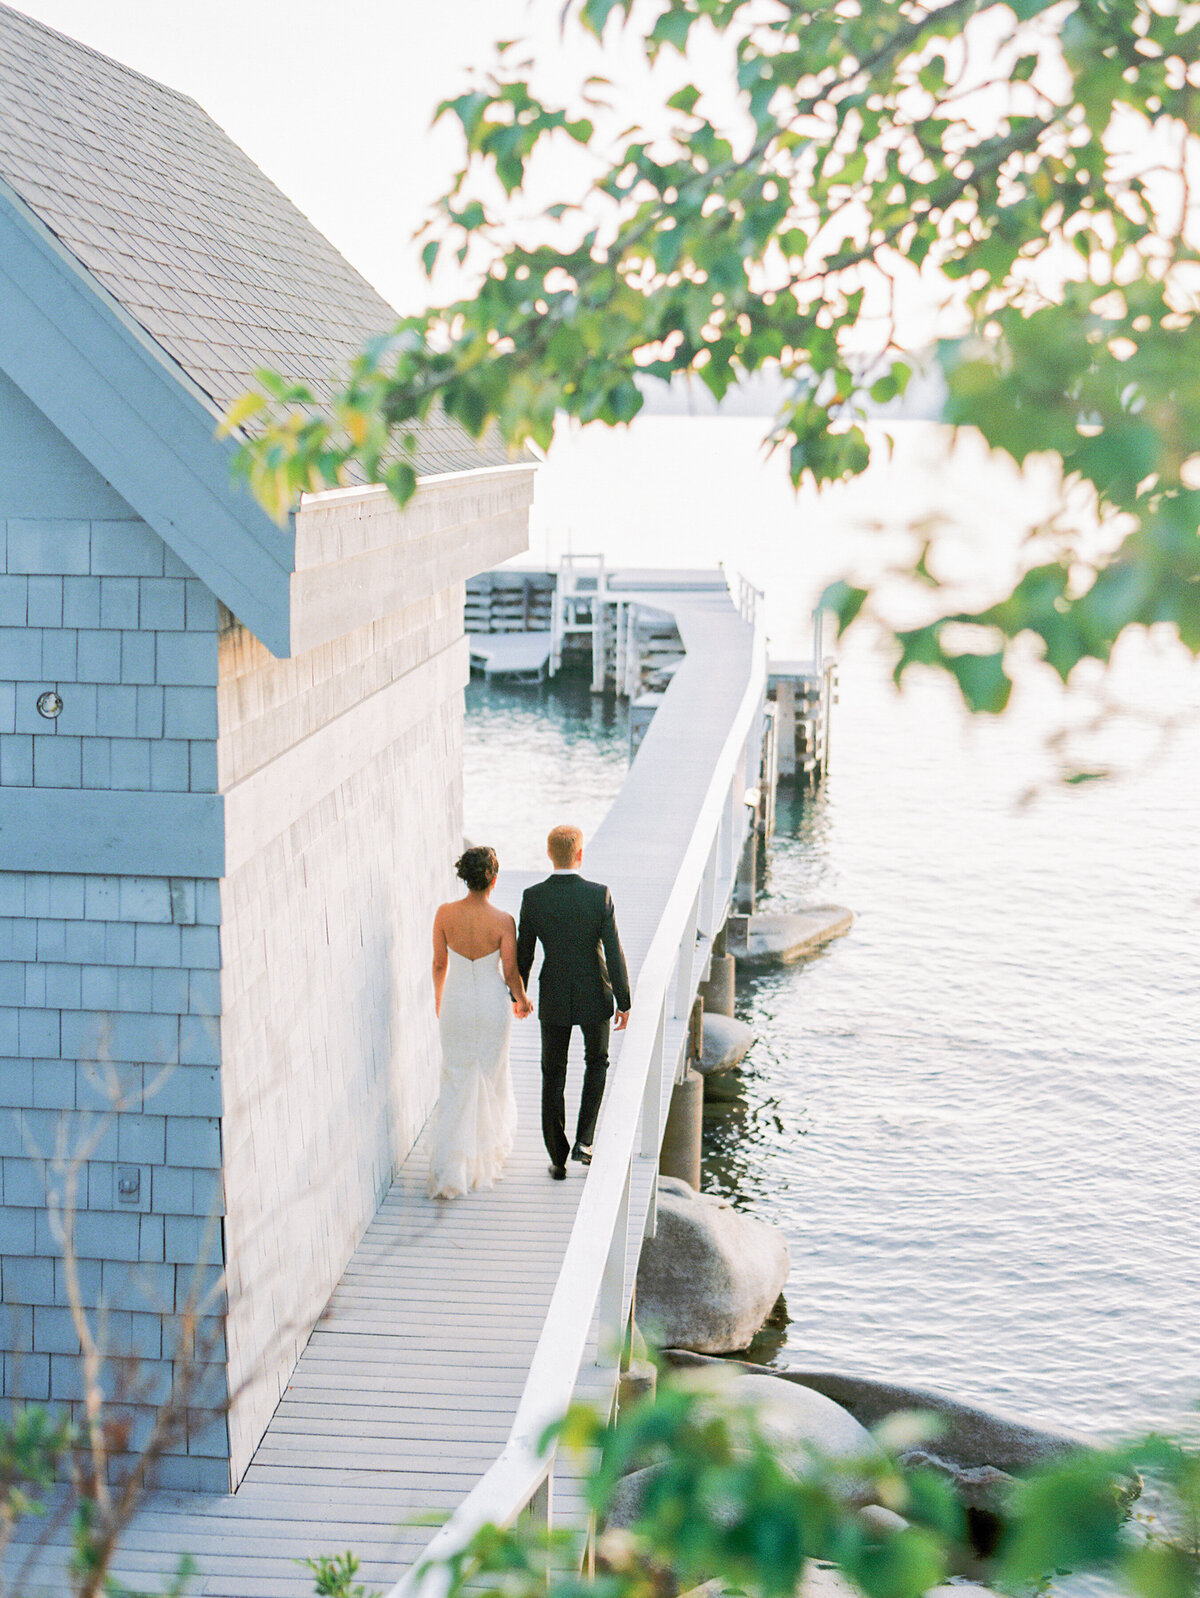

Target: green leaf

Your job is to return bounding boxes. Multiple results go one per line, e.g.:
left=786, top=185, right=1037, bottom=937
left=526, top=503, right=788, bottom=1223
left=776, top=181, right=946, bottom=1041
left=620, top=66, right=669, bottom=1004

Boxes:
left=668, top=85, right=701, bottom=114
left=650, top=7, right=694, bottom=54
left=946, top=650, right=1012, bottom=714
left=1001, top=1452, right=1129, bottom=1582
left=218, top=390, right=268, bottom=436
left=821, top=580, right=869, bottom=632
left=580, top=0, right=627, bottom=36
left=384, top=461, right=418, bottom=506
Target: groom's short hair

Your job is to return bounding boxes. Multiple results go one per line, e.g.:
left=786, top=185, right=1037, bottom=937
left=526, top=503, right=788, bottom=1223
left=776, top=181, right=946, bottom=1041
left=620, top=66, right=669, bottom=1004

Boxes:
left=547, top=824, right=583, bottom=869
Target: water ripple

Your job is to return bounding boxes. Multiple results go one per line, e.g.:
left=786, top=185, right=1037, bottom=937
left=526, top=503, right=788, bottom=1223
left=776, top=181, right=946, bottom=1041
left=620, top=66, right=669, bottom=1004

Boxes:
left=466, top=650, right=1200, bottom=1444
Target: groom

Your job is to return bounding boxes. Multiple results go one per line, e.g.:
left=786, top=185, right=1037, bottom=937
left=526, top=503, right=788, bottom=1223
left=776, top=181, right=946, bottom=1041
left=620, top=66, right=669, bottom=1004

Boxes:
left=517, top=824, right=631, bottom=1180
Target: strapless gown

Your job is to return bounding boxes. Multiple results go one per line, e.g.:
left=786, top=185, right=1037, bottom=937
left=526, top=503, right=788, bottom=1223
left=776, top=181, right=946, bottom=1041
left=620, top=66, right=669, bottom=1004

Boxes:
left=426, top=949, right=518, bottom=1200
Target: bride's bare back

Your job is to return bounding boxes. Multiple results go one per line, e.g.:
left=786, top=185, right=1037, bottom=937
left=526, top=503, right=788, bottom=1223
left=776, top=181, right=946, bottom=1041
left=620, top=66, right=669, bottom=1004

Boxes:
left=431, top=891, right=531, bottom=1020
left=437, top=895, right=512, bottom=961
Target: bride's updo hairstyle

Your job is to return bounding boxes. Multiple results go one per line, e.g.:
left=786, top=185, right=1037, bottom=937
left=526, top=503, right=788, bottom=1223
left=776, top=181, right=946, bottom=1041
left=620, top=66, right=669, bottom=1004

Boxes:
left=455, top=845, right=499, bottom=893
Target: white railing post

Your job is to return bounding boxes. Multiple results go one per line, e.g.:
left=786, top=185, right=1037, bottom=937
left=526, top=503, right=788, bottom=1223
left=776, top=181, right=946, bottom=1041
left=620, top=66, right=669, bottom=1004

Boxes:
left=726, top=773, right=741, bottom=882
left=640, top=1005, right=667, bottom=1162
left=528, top=1470, right=552, bottom=1533
left=673, top=887, right=700, bottom=1019
left=595, top=1163, right=631, bottom=1367
left=700, top=830, right=719, bottom=938
left=625, top=605, right=640, bottom=697
left=592, top=598, right=607, bottom=693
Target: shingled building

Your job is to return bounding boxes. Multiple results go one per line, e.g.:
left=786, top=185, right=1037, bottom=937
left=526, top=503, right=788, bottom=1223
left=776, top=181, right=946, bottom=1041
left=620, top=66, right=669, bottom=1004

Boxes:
left=0, top=3, right=533, bottom=1488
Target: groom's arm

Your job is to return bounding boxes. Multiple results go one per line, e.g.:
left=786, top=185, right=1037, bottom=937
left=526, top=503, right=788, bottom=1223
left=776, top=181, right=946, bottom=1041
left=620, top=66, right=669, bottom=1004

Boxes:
left=516, top=890, right=536, bottom=987
left=601, top=888, right=632, bottom=1015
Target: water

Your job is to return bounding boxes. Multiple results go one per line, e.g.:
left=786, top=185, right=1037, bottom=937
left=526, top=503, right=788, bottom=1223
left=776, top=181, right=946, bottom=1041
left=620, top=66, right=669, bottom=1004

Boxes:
left=463, top=674, right=629, bottom=864
left=704, top=651, right=1200, bottom=1442
left=463, top=420, right=1200, bottom=1446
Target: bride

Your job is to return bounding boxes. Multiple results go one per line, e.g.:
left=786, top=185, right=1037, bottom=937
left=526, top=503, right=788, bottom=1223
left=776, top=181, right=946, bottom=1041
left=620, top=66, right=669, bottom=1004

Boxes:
left=427, top=846, right=532, bottom=1200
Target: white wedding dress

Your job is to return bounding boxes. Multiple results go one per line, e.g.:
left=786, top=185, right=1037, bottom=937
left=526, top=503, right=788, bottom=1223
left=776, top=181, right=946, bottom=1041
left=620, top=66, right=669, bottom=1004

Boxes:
left=426, top=948, right=518, bottom=1200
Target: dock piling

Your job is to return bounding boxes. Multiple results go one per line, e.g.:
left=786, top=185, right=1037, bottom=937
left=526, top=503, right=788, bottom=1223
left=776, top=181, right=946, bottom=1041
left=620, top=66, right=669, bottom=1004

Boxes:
left=659, top=1068, right=703, bottom=1190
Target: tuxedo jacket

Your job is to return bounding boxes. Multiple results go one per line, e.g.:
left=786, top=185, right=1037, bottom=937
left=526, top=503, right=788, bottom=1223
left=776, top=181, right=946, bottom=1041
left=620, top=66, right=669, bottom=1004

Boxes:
left=517, top=873, right=632, bottom=1027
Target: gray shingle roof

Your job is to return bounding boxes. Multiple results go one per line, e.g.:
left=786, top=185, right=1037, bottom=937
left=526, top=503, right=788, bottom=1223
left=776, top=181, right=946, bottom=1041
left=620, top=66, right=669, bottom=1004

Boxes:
left=0, top=1, right=513, bottom=477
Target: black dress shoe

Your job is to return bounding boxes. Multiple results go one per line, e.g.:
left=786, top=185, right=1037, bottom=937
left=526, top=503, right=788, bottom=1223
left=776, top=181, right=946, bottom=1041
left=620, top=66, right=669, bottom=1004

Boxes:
left=549, top=1163, right=567, bottom=1181
left=570, top=1144, right=592, bottom=1166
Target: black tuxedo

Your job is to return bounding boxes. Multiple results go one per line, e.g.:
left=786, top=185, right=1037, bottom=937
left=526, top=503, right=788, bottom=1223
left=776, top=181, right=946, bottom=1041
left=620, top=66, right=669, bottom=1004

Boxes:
left=517, top=872, right=631, bottom=1165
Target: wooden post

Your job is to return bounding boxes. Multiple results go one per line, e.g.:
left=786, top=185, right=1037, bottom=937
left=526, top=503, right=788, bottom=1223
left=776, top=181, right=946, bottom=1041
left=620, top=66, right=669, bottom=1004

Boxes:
left=659, top=1069, right=702, bottom=1189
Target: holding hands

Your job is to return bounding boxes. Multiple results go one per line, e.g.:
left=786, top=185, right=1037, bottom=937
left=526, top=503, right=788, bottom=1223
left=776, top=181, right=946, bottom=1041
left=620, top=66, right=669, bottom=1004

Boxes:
left=512, top=995, right=534, bottom=1020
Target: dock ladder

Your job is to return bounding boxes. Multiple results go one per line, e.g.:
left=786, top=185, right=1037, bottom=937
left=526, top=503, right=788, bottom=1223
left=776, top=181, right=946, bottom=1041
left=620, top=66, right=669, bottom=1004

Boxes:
left=551, top=554, right=608, bottom=686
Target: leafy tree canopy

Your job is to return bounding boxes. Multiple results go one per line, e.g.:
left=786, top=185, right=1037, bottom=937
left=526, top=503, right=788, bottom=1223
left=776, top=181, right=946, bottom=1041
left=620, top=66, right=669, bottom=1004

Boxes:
left=228, top=0, right=1200, bottom=714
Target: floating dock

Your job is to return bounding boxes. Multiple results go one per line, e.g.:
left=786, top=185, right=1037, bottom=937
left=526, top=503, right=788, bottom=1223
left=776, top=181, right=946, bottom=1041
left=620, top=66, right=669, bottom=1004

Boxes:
left=468, top=630, right=553, bottom=682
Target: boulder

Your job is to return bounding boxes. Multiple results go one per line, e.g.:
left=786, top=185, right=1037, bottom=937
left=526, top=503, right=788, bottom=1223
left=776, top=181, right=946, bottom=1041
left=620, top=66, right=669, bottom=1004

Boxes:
left=724, top=1373, right=879, bottom=1467
left=899, top=1450, right=1015, bottom=1514
left=663, top=1353, right=1092, bottom=1475
left=799, top=1569, right=862, bottom=1598
left=605, top=1373, right=874, bottom=1529
left=636, top=1178, right=790, bottom=1354
left=619, top=1357, right=657, bottom=1411
left=727, top=907, right=854, bottom=964
left=926, top=1588, right=1004, bottom=1598
left=855, top=1505, right=909, bottom=1538
left=603, top=1461, right=668, bottom=1531
left=697, top=1014, right=755, bottom=1076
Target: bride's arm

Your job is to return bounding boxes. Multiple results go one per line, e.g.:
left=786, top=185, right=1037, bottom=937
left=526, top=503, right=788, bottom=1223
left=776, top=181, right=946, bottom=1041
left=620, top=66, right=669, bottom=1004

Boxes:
left=499, top=917, right=532, bottom=1017
left=432, top=906, right=450, bottom=1017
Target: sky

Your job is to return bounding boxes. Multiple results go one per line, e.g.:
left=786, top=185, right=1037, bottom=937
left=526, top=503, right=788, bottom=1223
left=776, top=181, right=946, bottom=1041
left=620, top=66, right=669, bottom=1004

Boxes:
left=10, top=0, right=547, bottom=313
left=0, top=2, right=1083, bottom=632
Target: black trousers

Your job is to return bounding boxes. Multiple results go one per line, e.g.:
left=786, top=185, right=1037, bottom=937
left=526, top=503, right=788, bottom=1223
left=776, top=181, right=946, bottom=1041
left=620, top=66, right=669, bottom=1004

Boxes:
left=539, top=1019, right=610, bottom=1168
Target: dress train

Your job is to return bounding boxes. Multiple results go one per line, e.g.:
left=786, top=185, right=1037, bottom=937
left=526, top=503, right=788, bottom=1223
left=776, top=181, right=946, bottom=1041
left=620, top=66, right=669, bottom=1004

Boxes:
left=426, top=949, right=517, bottom=1200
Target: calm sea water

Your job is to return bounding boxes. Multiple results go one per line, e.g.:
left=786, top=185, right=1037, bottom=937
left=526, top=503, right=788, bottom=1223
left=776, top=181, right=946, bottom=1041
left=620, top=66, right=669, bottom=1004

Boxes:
left=464, top=419, right=1200, bottom=1445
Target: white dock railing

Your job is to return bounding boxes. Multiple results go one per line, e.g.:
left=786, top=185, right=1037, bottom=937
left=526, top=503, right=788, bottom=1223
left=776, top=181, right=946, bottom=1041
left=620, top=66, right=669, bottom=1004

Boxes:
left=736, top=572, right=763, bottom=623
left=387, top=606, right=767, bottom=1598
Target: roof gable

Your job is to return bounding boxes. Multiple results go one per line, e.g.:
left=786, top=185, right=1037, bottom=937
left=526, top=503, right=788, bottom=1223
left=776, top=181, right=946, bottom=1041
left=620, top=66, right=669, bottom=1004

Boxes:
left=0, top=3, right=525, bottom=656
left=0, top=173, right=295, bottom=652
left=0, top=2, right=508, bottom=477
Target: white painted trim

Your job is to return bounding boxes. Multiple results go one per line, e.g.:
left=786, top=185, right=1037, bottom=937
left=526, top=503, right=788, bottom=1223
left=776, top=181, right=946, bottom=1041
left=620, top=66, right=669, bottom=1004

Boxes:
left=297, top=462, right=538, bottom=510
left=0, top=175, right=296, bottom=656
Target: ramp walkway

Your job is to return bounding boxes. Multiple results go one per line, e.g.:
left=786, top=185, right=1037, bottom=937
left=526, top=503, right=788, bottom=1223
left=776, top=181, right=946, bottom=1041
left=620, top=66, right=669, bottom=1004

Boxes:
left=11, top=580, right=765, bottom=1597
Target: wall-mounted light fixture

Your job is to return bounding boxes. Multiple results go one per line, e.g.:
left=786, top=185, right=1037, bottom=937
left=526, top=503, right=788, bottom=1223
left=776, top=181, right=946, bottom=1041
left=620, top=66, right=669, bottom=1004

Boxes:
left=36, top=690, right=63, bottom=720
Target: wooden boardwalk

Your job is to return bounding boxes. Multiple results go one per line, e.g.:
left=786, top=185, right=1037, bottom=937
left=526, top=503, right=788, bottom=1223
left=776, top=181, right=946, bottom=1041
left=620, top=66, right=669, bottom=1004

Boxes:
left=10, top=585, right=758, bottom=1597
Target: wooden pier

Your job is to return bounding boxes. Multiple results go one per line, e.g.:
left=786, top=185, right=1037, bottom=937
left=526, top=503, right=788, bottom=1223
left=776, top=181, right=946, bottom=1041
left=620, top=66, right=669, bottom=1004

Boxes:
left=467, top=560, right=835, bottom=787
left=11, top=578, right=767, bottom=1597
